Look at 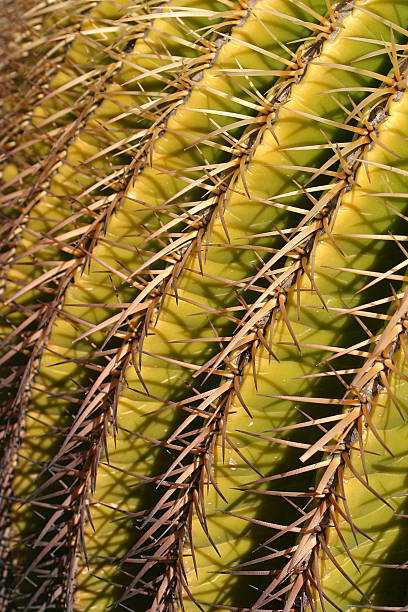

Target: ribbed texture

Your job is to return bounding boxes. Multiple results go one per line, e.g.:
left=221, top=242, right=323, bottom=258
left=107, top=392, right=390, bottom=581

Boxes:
left=1, top=1, right=408, bottom=610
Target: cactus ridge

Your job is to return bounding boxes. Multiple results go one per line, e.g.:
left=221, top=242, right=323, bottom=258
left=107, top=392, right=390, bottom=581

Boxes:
left=2, top=0, right=255, bottom=607
left=233, top=71, right=408, bottom=611
left=2, top=0, right=408, bottom=610
left=1, top=0, right=141, bottom=193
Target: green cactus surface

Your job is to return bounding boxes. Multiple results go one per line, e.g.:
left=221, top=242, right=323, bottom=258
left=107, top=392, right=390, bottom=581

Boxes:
left=2, top=0, right=408, bottom=610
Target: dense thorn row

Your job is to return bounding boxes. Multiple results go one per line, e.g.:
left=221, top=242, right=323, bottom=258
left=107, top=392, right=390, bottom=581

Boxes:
left=2, top=1, right=408, bottom=611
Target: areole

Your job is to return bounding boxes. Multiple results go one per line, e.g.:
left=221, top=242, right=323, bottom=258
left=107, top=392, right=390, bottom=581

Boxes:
left=1, top=0, right=408, bottom=610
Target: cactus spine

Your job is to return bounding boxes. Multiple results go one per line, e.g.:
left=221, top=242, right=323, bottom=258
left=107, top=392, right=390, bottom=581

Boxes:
left=1, top=0, right=408, bottom=610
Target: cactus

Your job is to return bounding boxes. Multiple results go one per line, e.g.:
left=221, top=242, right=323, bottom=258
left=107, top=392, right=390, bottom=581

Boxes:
left=1, top=0, right=408, bottom=610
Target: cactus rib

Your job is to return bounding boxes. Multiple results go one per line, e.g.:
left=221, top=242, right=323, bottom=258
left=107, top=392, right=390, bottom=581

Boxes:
left=2, top=0, right=408, bottom=611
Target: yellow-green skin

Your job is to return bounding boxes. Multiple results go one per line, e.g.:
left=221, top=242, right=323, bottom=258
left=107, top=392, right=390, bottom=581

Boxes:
left=184, top=53, right=408, bottom=612
left=3, top=0, right=134, bottom=177
left=2, top=0, right=408, bottom=610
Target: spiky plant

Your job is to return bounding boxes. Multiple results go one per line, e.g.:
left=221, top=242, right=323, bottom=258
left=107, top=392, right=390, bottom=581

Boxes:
left=2, top=0, right=408, bottom=610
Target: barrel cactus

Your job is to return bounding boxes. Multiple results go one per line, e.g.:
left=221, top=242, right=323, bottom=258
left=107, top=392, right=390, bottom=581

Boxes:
left=1, top=0, right=408, bottom=609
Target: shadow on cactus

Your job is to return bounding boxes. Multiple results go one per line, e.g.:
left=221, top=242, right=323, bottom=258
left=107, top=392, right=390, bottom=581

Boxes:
left=1, top=0, right=408, bottom=610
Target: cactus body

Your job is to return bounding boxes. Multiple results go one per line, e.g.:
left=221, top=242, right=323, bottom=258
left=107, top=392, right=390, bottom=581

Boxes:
left=2, top=1, right=408, bottom=610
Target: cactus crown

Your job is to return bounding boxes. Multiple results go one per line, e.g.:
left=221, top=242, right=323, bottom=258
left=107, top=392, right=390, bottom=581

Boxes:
left=1, top=0, right=408, bottom=610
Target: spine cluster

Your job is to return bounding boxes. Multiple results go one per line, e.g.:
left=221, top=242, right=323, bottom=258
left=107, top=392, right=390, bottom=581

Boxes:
left=1, top=1, right=408, bottom=611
